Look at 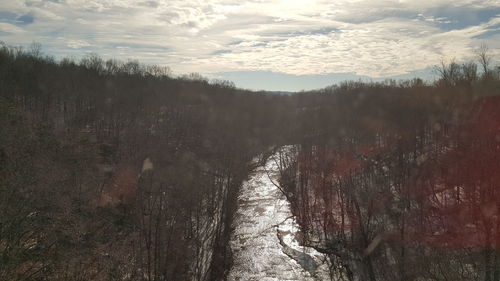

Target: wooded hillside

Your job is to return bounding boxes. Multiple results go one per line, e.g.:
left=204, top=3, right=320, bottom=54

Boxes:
left=1, top=42, right=499, bottom=281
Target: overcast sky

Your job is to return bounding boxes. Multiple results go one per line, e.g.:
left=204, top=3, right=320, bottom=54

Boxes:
left=1, top=0, right=499, bottom=91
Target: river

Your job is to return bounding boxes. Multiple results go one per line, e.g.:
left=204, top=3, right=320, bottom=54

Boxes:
left=227, top=149, right=331, bottom=281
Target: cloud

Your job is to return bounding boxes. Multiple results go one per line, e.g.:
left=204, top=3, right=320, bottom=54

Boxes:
left=0, top=22, right=26, bottom=34
left=66, top=39, right=90, bottom=49
left=0, top=0, right=498, bottom=78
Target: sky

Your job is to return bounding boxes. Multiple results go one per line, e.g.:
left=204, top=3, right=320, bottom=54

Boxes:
left=0, top=0, right=499, bottom=91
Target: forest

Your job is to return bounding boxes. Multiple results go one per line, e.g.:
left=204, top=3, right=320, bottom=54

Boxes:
left=1, top=41, right=499, bottom=281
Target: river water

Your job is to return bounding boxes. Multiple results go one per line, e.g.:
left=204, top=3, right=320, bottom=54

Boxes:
left=227, top=150, right=331, bottom=281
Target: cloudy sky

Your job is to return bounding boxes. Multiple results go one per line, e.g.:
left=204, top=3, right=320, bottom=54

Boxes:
left=1, top=0, right=499, bottom=91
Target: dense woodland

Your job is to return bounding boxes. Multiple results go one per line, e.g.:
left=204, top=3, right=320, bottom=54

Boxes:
left=0, top=42, right=291, bottom=281
left=276, top=54, right=500, bottom=280
left=0, top=41, right=499, bottom=281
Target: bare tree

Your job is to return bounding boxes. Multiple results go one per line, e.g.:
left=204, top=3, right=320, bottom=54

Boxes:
left=476, top=43, right=492, bottom=79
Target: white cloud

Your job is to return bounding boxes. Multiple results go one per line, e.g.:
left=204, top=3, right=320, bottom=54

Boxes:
left=0, top=0, right=498, bottom=77
left=0, top=22, right=26, bottom=34
left=66, top=39, right=90, bottom=49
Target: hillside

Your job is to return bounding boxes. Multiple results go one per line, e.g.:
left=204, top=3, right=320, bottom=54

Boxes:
left=1, top=42, right=500, bottom=281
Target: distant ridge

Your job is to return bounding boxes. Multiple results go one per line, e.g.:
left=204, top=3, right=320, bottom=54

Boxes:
left=267, top=91, right=295, bottom=95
